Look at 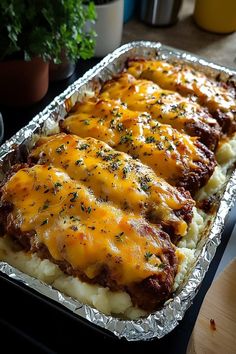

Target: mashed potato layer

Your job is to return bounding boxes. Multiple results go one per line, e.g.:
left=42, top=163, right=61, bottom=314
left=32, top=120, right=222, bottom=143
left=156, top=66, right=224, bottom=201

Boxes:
left=0, top=235, right=194, bottom=319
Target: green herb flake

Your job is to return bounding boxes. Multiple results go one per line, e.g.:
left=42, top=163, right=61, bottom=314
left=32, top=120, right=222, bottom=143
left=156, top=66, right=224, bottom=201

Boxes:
left=119, top=134, right=133, bottom=145
left=42, top=199, right=50, bottom=210
left=108, top=161, right=119, bottom=171
left=144, top=251, right=153, bottom=261
left=115, top=232, right=124, bottom=242
left=167, top=144, right=174, bottom=151
left=111, top=109, right=122, bottom=118
left=141, top=183, right=150, bottom=192
left=54, top=182, right=62, bottom=188
left=0, top=1, right=96, bottom=64
left=70, top=215, right=80, bottom=222
left=158, top=263, right=166, bottom=269
left=80, top=203, right=85, bottom=212
left=75, top=159, right=83, bottom=166
left=139, top=176, right=151, bottom=192
left=145, top=136, right=156, bottom=144
left=122, top=166, right=129, bottom=178
left=78, top=143, right=89, bottom=151
left=156, top=142, right=164, bottom=150
left=102, top=154, right=114, bottom=161
left=109, top=119, right=115, bottom=129
left=70, top=192, right=78, bottom=202
left=41, top=219, right=49, bottom=226
left=56, top=144, right=65, bottom=154
left=116, top=123, right=124, bottom=132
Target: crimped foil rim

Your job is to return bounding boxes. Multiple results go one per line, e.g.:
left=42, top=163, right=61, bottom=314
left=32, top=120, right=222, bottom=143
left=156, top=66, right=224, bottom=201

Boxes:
left=1, top=41, right=236, bottom=341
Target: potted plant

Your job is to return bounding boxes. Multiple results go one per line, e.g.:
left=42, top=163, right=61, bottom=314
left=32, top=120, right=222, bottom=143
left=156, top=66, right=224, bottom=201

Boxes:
left=0, top=0, right=96, bottom=106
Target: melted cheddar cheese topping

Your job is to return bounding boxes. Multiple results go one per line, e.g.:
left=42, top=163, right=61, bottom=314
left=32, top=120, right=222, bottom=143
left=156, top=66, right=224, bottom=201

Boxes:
left=99, top=72, right=217, bottom=134
left=2, top=165, right=173, bottom=285
left=62, top=98, right=211, bottom=185
left=126, top=60, right=236, bottom=114
left=31, top=133, right=195, bottom=237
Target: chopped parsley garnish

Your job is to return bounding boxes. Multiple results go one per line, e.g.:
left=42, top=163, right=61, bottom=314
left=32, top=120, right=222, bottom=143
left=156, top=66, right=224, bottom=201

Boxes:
left=170, top=104, right=179, bottom=113
left=80, top=203, right=85, bottom=212
left=115, top=232, right=124, bottom=242
left=156, top=142, right=164, bottom=150
left=155, top=99, right=163, bottom=105
left=151, top=123, right=160, bottom=131
left=122, top=166, right=129, bottom=178
left=54, top=182, right=62, bottom=188
left=80, top=203, right=92, bottom=213
left=139, top=176, right=151, bottom=192
left=102, top=154, right=114, bottom=161
left=116, top=123, right=124, bottom=132
left=108, top=161, right=119, bottom=171
left=110, top=119, right=115, bottom=129
left=42, top=199, right=50, bottom=210
left=111, top=109, right=122, bottom=118
left=140, top=183, right=150, bottom=192
left=70, top=216, right=80, bottom=222
left=145, top=136, right=156, bottom=144
left=41, top=219, right=49, bottom=226
left=144, top=251, right=153, bottom=261
left=75, top=159, right=83, bottom=166
left=167, top=144, right=174, bottom=151
left=158, top=263, right=166, bottom=269
left=70, top=192, right=78, bottom=202
left=83, top=120, right=90, bottom=125
left=78, top=143, right=89, bottom=150
left=56, top=144, right=65, bottom=154
left=120, top=134, right=133, bottom=144
left=96, top=151, right=102, bottom=157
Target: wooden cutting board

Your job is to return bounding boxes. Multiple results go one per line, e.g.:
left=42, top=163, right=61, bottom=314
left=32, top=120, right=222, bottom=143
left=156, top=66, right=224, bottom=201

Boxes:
left=187, top=259, right=236, bottom=354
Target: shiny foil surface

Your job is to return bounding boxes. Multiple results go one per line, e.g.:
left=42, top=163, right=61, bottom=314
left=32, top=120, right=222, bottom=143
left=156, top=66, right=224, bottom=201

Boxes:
left=0, top=42, right=236, bottom=341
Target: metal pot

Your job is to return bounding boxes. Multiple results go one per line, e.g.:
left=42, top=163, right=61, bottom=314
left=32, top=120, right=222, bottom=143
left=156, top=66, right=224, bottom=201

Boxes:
left=140, top=0, right=183, bottom=26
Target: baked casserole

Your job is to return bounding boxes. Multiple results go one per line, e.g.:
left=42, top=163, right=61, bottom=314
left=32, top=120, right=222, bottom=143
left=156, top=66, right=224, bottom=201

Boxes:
left=0, top=58, right=236, bottom=319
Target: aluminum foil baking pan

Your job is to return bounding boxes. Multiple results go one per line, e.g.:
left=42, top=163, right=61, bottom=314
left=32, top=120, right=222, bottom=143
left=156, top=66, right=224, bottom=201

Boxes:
left=0, top=41, right=236, bottom=341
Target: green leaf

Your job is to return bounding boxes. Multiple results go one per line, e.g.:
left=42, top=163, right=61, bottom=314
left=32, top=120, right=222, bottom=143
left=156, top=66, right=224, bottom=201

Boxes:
left=0, top=0, right=96, bottom=62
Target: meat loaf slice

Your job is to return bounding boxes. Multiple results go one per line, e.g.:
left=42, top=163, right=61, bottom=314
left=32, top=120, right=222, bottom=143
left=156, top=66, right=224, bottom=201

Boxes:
left=62, top=98, right=216, bottom=195
left=100, top=72, right=221, bottom=151
left=0, top=164, right=177, bottom=312
left=126, top=59, right=236, bottom=135
left=30, top=133, right=195, bottom=240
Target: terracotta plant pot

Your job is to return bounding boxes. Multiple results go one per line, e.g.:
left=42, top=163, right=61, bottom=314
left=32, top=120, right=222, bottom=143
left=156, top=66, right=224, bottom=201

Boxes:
left=49, top=51, right=76, bottom=82
left=0, top=57, right=49, bottom=106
